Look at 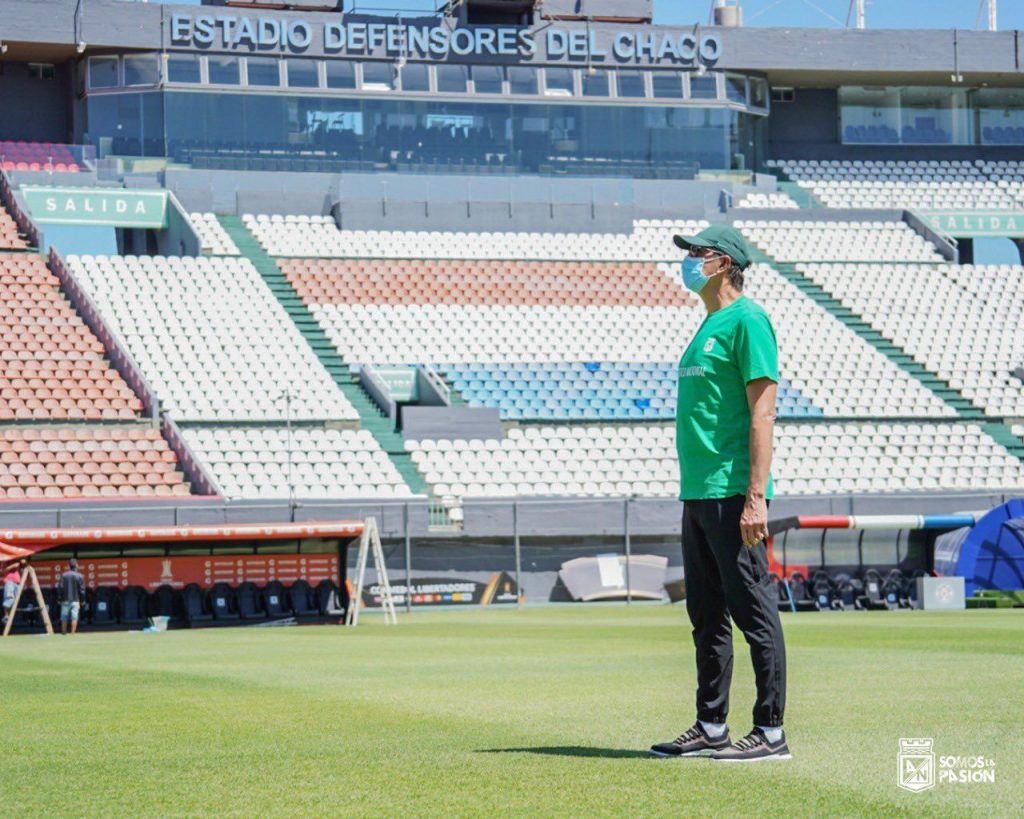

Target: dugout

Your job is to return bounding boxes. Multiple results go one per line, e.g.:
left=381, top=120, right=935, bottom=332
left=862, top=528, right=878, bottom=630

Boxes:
left=0, top=521, right=363, bottom=633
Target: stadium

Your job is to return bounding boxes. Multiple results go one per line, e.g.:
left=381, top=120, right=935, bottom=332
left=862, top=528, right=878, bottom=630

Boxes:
left=0, top=0, right=1021, bottom=812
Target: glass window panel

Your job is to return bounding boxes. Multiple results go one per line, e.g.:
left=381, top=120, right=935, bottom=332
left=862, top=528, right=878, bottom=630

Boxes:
left=437, top=64, right=468, bottom=93
left=689, top=74, right=716, bottom=100
left=544, top=67, right=574, bottom=97
left=750, top=77, right=768, bottom=109
left=839, top=86, right=900, bottom=143
left=975, top=88, right=1024, bottom=144
left=362, top=62, right=394, bottom=90
left=508, top=67, right=537, bottom=95
left=208, top=56, right=240, bottom=85
left=286, top=59, right=319, bottom=89
left=860, top=529, right=903, bottom=568
left=124, top=54, right=158, bottom=87
left=616, top=70, right=645, bottom=98
left=88, top=56, right=119, bottom=89
left=652, top=72, right=683, bottom=99
left=247, top=57, right=280, bottom=87
left=325, top=60, right=356, bottom=89
left=821, top=530, right=861, bottom=569
left=167, top=53, right=201, bottom=84
left=725, top=75, right=747, bottom=104
left=157, top=91, right=753, bottom=176
left=400, top=62, right=429, bottom=91
left=899, top=87, right=969, bottom=145
left=472, top=65, right=503, bottom=94
left=581, top=70, right=609, bottom=97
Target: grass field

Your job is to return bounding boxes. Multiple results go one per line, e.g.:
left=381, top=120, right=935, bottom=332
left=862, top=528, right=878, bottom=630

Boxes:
left=1, top=606, right=1020, bottom=817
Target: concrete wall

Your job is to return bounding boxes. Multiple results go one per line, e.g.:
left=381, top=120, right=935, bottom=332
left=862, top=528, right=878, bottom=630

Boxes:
left=0, top=61, right=72, bottom=143
left=766, top=88, right=838, bottom=154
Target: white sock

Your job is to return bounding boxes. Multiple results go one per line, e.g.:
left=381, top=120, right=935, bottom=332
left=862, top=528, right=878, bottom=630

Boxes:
left=757, top=726, right=784, bottom=743
left=699, top=720, right=727, bottom=738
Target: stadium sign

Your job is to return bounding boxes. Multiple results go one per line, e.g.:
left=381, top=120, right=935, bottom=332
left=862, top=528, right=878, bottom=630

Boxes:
left=23, top=187, right=168, bottom=228
left=917, top=209, right=1024, bottom=238
left=168, top=13, right=722, bottom=66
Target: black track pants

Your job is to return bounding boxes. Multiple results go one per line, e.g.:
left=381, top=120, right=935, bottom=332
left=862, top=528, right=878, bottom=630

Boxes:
left=681, top=494, right=786, bottom=728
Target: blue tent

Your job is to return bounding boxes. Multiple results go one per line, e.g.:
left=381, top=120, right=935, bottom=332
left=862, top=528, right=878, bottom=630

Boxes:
left=934, top=498, right=1024, bottom=595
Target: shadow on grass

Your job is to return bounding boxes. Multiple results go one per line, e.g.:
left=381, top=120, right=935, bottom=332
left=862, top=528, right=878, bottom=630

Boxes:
left=476, top=746, right=651, bottom=759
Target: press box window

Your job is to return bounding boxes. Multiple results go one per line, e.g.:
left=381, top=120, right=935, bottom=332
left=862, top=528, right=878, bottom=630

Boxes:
left=362, top=62, right=394, bottom=91
left=400, top=63, right=429, bottom=91
left=286, top=59, right=319, bottom=89
left=508, top=66, right=537, bottom=95
left=208, top=56, right=241, bottom=85
left=690, top=74, right=717, bottom=100
left=771, top=87, right=795, bottom=103
left=325, top=61, right=356, bottom=90
left=544, top=67, right=574, bottom=97
left=581, top=70, right=610, bottom=97
left=247, top=57, right=280, bottom=87
left=472, top=65, right=503, bottom=94
left=124, top=54, right=159, bottom=87
left=652, top=73, right=683, bottom=99
left=616, top=70, right=646, bottom=98
left=726, top=75, right=747, bottom=105
left=88, top=56, right=119, bottom=89
left=437, top=64, right=468, bottom=93
left=167, top=53, right=201, bottom=84
left=28, top=63, right=57, bottom=81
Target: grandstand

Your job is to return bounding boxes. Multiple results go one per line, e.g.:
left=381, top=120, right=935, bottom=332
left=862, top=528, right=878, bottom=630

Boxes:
left=0, top=0, right=1021, bottom=621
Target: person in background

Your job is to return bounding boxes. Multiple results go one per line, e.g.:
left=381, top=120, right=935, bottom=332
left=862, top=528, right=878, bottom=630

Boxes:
left=58, top=558, right=87, bottom=635
left=3, top=558, right=26, bottom=626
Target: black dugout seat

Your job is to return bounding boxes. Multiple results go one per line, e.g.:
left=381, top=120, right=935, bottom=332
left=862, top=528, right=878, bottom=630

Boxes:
left=89, top=586, right=119, bottom=627
left=119, top=586, right=148, bottom=625
left=208, top=582, right=240, bottom=621
left=316, top=579, right=346, bottom=618
left=262, top=581, right=288, bottom=618
left=182, top=583, right=213, bottom=626
left=236, top=581, right=265, bottom=620
left=286, top=580, right=319, bottom=619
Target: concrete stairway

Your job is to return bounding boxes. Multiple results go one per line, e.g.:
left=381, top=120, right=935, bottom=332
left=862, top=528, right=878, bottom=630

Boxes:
left=217, top=216, right=429, bottom=493
left=746, top=244, right=1024, bottom=463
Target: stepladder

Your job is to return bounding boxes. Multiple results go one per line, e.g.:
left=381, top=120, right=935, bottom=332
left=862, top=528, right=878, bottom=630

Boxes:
left=2, top=565, right=54, bottom=637
left=345, top=517, right=398, bottom=626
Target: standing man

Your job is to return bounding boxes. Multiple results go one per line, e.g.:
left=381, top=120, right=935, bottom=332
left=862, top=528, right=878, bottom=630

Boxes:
left=58, top=558, right=87, bottom=635
left=650, top=225, right=790, bottom=763
left=3, top=558, right=25, bottom=626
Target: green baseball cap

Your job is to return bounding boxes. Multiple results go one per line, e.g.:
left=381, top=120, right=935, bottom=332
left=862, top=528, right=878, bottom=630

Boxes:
left=673, top=224, right=752, bottom=270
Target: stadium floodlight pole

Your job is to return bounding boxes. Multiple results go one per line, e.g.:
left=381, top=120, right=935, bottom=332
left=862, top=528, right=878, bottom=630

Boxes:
left=989, top=0, right=998, bottom=31
left=856, top=0, right=866, bottom=29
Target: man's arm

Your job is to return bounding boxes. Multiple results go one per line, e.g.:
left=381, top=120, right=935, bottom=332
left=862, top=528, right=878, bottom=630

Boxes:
left=740, top=377, right=777, bottom=548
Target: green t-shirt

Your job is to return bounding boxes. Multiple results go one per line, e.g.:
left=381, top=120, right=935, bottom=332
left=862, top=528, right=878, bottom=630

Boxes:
left=675, top=295, right=779, bottom=501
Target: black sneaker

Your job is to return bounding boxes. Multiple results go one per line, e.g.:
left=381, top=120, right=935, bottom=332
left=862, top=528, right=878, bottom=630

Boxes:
left=649, top=722, right=730, bottom=758
left=711, top=727, right=791, bottom=762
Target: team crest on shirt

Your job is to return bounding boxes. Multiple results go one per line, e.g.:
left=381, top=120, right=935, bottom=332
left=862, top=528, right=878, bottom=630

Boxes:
left=703, top=338, right=716, bottom=352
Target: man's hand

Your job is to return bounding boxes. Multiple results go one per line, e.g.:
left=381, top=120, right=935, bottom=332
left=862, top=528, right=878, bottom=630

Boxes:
left=740, top=491, right=769, bottom=548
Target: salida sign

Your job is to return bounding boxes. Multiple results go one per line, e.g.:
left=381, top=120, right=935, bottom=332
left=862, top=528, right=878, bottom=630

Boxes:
left=23, top=187, right=168, bottom=229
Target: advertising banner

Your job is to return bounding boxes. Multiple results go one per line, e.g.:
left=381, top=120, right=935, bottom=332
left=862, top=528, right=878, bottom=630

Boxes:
left=361, top=571, right=519, bottom=607
left=29, top=553, right=340, bottom=590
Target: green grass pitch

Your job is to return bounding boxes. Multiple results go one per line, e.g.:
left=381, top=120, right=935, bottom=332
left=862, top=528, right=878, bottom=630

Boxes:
left=1, top=607, right=1020, bottom=817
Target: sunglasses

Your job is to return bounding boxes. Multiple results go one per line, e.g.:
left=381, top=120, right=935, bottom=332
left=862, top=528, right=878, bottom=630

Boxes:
left=687, top=247, right=723, bottom=259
